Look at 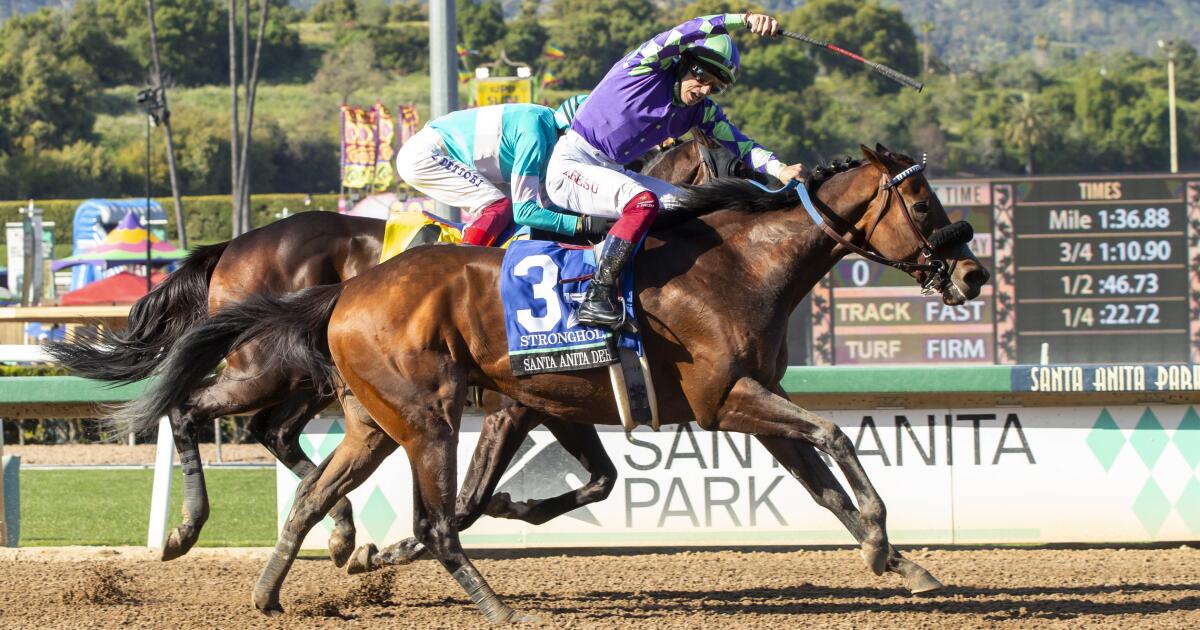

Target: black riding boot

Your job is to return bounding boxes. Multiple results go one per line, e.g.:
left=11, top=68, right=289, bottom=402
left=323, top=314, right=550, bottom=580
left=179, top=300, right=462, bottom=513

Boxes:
left=578, top=236, right=635, bottom=329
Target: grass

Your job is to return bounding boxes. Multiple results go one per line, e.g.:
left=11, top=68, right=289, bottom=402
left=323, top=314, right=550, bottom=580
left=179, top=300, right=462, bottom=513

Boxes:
left=18, top=467, right=277, bottom=547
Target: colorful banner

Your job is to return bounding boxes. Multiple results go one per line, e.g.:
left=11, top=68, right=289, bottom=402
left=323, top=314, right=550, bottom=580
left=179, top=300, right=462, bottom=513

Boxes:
left=340, top=105, right=377, bottom=190
left=398, top=103, right=420, bottom=148
left=542, top=43, right=566, bottom=60
left=541, top=68, right=560, bottom=87
left=372, top=102, right=396, bottom=192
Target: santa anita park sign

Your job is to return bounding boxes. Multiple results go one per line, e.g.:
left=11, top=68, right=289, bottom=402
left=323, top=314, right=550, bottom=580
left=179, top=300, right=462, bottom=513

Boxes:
left=279, top=366, right=1200, bottom=548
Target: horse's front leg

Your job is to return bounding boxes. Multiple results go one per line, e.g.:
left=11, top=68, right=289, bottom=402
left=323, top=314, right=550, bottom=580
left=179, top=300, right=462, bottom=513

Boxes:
left=756, top=434, right=943, bottom=594
left=716, top=377, right=890, bottom=575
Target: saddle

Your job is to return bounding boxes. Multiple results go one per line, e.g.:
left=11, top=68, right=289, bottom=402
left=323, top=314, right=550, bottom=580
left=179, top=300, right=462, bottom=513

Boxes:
left=500, top=240, right=659, bottom=431
left=379, top=210, right=527, bottom=263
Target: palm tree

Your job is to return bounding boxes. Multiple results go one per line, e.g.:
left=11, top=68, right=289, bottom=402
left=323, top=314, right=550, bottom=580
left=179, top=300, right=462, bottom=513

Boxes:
left=1004, top=92, right=1053, bottom=175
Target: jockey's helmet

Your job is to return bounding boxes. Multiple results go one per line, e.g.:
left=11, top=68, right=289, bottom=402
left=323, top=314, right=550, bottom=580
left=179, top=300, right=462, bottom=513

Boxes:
left=682, top=34, right=740, bottom=87
left=554, top=94, right=588, bottom=132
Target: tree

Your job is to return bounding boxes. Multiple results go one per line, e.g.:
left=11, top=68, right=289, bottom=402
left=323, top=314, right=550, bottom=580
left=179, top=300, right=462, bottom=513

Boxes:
left=389, top=0, right=425, bottom=22
left=457, top=0, right=506, bottom=53
left=500, top=0, right=548, bottom=66
left=370, top=23, right=430, bottom=75
left=309, top=0, right=356, bottom=23
left=64, top=0, right=141, bottom=87
left=739, top=42, right=818, bottom=94
left=116, top=0, right=228, bottom=86
left=312, top=39, right=383, bottom=103
left=146, top=0, right=189, bottom=246
left=547, top=0, right=657, bottom=89
left=787, top=0, right=919, bottom=93
left=1003, top=92, right=1054, bottom=175
left=0, top=10, right=98, bottom=152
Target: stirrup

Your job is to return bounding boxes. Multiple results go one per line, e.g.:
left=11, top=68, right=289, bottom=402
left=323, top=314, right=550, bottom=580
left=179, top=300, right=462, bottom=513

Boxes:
left=578, top=298, right=626, bottom=330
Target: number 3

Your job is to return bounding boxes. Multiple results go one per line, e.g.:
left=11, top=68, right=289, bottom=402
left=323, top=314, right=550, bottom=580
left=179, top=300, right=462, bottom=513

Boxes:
left=513, top=254, right=562, bottom=332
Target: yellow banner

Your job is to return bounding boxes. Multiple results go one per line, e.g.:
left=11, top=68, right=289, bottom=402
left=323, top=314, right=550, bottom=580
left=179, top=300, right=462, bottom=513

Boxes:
left=475, top=78, right=533, bottom=106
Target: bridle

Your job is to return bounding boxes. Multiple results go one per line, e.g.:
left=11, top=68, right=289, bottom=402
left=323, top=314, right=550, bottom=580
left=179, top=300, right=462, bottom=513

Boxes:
left=794, top=156, right=973, bottom=295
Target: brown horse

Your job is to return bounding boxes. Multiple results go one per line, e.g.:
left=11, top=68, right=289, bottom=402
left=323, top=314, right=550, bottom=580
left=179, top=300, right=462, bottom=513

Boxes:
left=49, top=136, right=732, bottom=563
left=122, top=144, right=988, bottom=620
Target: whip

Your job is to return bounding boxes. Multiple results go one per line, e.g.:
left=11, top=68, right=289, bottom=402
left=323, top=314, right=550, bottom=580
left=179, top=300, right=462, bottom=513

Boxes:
left=781, top=31, right=924, bottom=92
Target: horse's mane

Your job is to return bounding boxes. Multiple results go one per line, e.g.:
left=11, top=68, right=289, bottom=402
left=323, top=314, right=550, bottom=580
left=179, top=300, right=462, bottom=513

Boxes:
left=672, top=179, right=797, bottom=219
left=671, top=154, right=872, bottom=220
left=804, top=156, right=866, bottom=192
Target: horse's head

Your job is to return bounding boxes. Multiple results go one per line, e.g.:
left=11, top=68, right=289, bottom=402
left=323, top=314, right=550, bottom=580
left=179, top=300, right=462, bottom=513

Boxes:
left=642, top=130, right=764, bottom=186
left=857, top=143, right=990, bottom=306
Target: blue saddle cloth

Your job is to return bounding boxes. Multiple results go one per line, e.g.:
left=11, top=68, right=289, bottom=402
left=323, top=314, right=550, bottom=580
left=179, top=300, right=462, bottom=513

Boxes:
left=500, top=240, right=640, bottom=376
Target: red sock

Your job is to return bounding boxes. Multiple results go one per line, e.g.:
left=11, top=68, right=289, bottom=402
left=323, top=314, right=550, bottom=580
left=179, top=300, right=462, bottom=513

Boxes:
left=609, top=191, right=659, bottom=243
left=462, top=198, right=513, bottom=246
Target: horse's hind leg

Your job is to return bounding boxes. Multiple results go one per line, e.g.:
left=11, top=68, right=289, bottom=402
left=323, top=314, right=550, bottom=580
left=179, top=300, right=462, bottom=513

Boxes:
left=161, top=406, right=208, bottom=561
left=347, top=401, right=539, bottom=573
left=252, top=395, right=394, bottom=616
left=350, top=409, right=617, bottom=574
left=757, top=435, right=943, bottom=594
left=160, top=371, right=290, bottom=562
left=484, top=416, right=616, bottom=525
left=249, top=391, right=359, bottom=568
left=403, top=426, right=538, bottom=624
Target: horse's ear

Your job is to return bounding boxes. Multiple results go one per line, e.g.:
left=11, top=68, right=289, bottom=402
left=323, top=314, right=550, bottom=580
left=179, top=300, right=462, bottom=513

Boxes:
left=861, top=144, right=889, bottom=173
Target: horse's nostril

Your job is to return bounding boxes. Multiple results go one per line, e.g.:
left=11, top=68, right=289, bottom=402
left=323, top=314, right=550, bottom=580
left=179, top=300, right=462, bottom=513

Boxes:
left=964, top=267, right=990, bottom=287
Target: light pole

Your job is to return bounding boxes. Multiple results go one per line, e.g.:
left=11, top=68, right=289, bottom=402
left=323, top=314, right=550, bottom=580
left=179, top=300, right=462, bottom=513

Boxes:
left=1158, top=40, right=1179, bottom=174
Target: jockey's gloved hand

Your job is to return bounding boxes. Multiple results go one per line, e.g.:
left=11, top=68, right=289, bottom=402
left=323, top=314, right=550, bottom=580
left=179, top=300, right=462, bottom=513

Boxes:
left=576, top=215, right=617, bottom=241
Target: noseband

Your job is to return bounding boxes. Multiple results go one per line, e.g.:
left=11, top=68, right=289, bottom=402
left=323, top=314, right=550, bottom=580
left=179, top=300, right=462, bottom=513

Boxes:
left=795, top=159, right=973, bottom=294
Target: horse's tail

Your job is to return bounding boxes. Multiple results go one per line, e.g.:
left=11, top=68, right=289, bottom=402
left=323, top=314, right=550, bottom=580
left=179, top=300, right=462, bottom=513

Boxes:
left=105, top=283, right=345, bottom=440
left=46, top=241, right=229, bottom=384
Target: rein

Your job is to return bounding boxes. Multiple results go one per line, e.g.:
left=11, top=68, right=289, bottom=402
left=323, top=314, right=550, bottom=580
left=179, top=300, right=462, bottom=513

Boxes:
left=780, top=161, right=973, bottom=293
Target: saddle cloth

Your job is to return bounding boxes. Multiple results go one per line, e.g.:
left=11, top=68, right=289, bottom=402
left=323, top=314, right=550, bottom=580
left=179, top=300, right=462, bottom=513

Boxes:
left=379, top=210, right=527, bottom=263
left=500, top=240, right=641, bottom=376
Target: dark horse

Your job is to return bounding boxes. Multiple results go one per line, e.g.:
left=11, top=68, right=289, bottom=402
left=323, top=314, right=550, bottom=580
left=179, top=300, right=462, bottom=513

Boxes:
left=118, top=145, right=989, bottom=621
left=48, top=136, right=744, bottom=563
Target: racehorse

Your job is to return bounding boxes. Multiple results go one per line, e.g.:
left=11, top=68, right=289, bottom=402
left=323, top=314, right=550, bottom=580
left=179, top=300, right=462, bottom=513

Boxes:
left=47, top=135, right=739, bottom=563
left=118, top=144, right=989, bottom=621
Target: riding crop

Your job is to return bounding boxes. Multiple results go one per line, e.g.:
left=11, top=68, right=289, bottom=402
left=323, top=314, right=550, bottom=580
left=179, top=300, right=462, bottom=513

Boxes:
left=781, top=31, right=924, bottom=92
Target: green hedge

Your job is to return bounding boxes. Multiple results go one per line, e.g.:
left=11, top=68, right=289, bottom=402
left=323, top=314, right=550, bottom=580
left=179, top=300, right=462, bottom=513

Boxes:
left=0, top=193, right=343, bottom=249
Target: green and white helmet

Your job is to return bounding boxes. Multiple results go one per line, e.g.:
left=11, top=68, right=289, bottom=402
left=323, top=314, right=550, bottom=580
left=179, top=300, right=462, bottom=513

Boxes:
left=684, top=34, right=740, bottom=85
left=554, top=94, right=588, bottom=131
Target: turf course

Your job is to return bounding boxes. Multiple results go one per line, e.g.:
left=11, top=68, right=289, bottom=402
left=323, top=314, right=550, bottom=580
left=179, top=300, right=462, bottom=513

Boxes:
left=19, top=468, right=276, bottom=547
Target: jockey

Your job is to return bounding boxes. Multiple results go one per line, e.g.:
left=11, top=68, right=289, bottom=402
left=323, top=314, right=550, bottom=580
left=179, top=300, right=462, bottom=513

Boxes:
left=546, top=13, right=805, bottom=329
left=395, top=98, right=608, bottom=247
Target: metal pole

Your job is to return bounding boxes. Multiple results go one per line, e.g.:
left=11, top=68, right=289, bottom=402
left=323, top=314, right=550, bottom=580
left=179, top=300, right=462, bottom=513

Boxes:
left=429, top=0, right=460, bottom=222
left=214, top=417, right=223, bottom=464
left=145, top=109, right=154, bottom=293
left=1167, top=51, right=1178, bottom=174
left=0, top=418, right=7, bottom=547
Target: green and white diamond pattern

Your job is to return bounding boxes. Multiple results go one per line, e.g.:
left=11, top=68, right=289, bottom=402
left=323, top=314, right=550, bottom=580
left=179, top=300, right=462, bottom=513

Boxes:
left=1087, top=407, right=1200, bottom=535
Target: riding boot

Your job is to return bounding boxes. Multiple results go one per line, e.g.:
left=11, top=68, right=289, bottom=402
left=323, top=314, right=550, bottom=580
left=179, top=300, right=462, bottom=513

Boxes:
left=578, top=236, right=635, bottom=329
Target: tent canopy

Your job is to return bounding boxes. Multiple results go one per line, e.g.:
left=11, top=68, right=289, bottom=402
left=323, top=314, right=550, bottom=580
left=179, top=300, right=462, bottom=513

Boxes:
left=59, top=271, right=166, bottom=306
left=53, top=212, right=187, bottom=271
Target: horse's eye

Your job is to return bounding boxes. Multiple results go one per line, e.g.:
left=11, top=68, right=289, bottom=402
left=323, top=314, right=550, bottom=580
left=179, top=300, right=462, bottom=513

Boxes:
left=911, top=200, right=930, bottom=214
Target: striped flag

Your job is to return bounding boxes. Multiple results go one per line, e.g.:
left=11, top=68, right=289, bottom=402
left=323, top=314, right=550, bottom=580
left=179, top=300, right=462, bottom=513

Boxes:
left=541, top=68, right=560, bottom=86
left=542, top=43, right=566, bottom=60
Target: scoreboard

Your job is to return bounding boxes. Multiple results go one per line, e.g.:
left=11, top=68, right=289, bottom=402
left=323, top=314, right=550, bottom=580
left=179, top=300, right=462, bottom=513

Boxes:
left=807, top=173, right=1200, bottom=366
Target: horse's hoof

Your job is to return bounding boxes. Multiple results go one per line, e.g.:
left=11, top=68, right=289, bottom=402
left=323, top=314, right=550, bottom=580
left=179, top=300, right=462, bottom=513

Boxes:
left=160, top=527, right=193, bottom=562
left=328, top=528, right=355, bottom=568
left=506, top=610, right=543, bottom=625
left=860, top=541, right=888, bottom=576
left=905, top=569, right=945, bottom=595
left=489, top=606, right=541, bottom=625
left=346, top=544, right=377, bottom=575
left=253, top=593, right=284, bottom=617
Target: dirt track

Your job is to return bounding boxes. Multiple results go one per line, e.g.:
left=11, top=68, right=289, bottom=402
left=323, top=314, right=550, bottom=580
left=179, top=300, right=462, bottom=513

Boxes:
left=0, top=546, right=1197, bottom=628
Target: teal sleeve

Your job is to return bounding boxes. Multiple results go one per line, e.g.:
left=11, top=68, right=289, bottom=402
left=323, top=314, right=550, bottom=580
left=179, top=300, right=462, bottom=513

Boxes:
left=509, top=128, right=578, bottom=236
